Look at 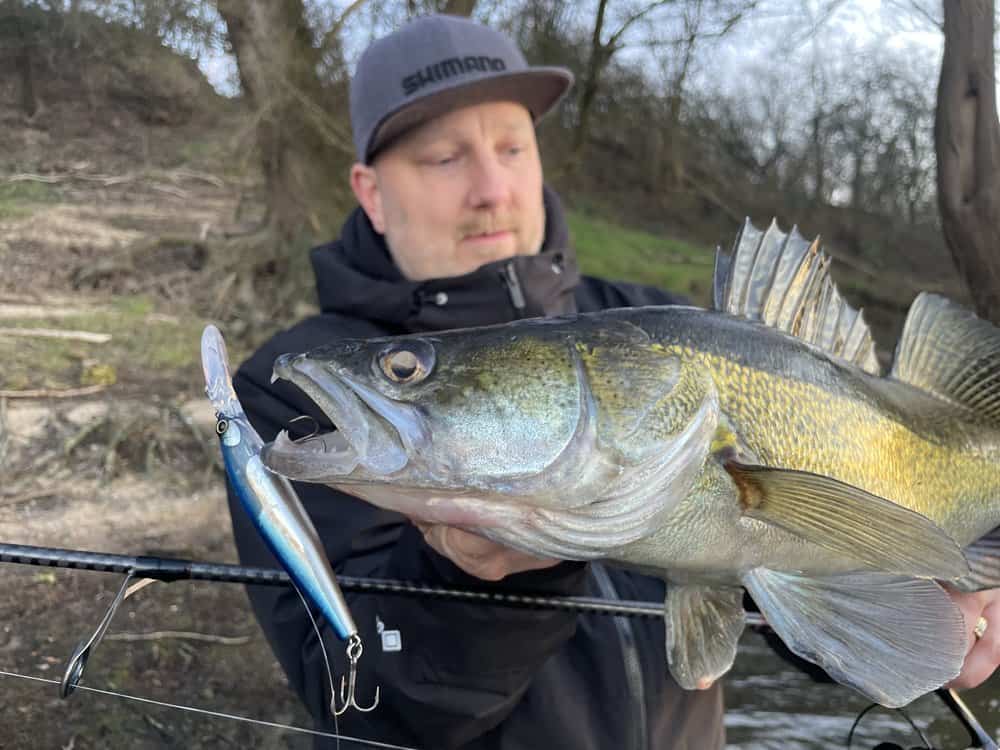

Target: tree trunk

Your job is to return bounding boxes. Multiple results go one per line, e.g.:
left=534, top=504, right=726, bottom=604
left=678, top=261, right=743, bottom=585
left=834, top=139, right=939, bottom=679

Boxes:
left=16, top=33, right=38, bottom=118
left=441, top=0, right=477, bottom=15
left=810, top=110, right=826, bottom=204
left=216, top=0, right=354, bottom=249
left=935, top=0, right=1000, bottom=324
left=1, top=2, right=41, bottom=117
left=571, top=0, right=610, bottom=161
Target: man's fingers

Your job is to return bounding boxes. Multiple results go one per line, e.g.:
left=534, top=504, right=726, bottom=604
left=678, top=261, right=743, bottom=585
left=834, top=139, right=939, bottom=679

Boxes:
left=413, top=523, right=560, bottom=580
left=950, top=598, right=1000, bottom=690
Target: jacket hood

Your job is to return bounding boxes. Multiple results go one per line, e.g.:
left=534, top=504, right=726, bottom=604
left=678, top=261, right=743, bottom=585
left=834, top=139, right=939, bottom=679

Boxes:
left=311, top=186, right=581, bottom=332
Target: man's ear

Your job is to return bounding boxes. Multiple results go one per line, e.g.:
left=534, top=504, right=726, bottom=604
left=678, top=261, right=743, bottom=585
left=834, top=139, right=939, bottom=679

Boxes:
left=350, top=163, right=386, bottom=234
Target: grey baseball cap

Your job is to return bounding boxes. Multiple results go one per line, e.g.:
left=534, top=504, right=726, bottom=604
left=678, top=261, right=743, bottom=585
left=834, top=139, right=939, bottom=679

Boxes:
left=350, top=14, right=574, bottom=163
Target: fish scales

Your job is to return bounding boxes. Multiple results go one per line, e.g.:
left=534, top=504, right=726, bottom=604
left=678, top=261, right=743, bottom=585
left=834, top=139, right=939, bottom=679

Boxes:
left=629, top=307, right=1000, bottom=546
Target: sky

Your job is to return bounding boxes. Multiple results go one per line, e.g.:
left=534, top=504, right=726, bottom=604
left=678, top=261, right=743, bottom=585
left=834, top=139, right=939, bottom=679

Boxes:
left=192, top=0, right=948, bottom=100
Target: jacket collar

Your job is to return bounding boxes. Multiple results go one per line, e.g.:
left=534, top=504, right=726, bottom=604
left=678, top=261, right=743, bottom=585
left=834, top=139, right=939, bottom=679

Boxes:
left=311, top=186, right=580, bottom=332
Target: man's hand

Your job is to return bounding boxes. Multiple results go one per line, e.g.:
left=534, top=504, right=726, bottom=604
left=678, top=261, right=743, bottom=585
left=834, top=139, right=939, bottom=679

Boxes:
left=947, top=587, right=1000, bottom=690
left=414, top=522, right=561, bottom=581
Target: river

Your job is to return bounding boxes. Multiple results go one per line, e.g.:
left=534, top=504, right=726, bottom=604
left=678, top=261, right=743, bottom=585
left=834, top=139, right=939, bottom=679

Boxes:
left=725, top=630, right=1000, bottom=749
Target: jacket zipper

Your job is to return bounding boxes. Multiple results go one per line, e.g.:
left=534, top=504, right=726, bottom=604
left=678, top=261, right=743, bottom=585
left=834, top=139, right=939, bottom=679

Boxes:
left=592, top=564, right=647, bottom=750
left=501, top=261, right=527, bottom=312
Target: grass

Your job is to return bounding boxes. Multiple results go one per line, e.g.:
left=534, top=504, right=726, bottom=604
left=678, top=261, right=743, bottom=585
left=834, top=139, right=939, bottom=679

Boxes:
left=0, top=181, right=60, bottom=221
left=0, top=294, right=237, bottom=394
left=568, top=211, right=715, bottom=306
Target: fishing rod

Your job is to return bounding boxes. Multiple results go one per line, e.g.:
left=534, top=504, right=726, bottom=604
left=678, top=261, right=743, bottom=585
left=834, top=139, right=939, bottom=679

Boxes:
left=0, top=540, right=994, bottom=750
left=0, top=540, right=679, bottom=618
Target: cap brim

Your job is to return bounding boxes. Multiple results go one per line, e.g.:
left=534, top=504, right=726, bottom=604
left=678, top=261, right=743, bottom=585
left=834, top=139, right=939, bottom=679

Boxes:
left=366, top=67, right=573, bottom=163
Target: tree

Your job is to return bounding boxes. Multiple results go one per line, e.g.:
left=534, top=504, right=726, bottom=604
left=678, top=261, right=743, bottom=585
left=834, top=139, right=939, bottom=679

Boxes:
left=569, top=0, right=756, bottom=176
left=0, top=0, right=44, bottom=117
left=215, top=0, right=356, bottom=248
left=935, top=0, right=1000, bottom=324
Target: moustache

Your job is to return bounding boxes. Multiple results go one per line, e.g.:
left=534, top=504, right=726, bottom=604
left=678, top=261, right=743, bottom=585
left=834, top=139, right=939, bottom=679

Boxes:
left=459, top=219, right=516, bottom=238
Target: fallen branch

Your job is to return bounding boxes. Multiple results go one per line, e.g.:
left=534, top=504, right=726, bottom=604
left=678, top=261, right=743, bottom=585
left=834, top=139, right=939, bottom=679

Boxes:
left=150, top=183, right=191, bottom=200
left=64, top=415, right=109, bottom=455
left=0, top=397, right=7, bottom=467
left=0, top=304, right=97, bottom=320
left=0, top=327, right=111, bottom=344
left=0, top=487, right=64, bottom=508
left=170, top=168, right=226, bottom=188
left=6, top=172, right=137, bottom=187
left=0, top=385, right=109, bottom=399
left=5, top=173, right=62, bottom=184
left=105, top=630, right=252, bottom=646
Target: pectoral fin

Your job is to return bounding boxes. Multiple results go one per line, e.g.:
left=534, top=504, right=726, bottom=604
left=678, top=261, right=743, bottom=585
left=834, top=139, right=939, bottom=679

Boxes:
left=726, top=462, right=969, bottom=580
left=955, top=527, right=1000, bottom=592
left=664, top=584, right=745, bottom=690
left=743, top=568, right=966, bottom=707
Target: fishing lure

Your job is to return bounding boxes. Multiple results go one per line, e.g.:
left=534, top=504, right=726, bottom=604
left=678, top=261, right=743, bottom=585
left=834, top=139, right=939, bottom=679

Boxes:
left=201, top=324, right=378, bottom=715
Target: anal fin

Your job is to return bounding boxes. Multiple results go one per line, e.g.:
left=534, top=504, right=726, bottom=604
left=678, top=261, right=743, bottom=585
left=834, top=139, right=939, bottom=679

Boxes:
left=743, top=568, right=966, bottom=707
left=726, top=461, right=969, bottom=580
left=664, top=584, right=745, bottom=690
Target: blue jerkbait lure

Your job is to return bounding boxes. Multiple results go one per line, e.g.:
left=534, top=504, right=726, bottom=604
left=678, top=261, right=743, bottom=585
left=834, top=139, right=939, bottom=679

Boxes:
left=201, top=324, right=377, bottom=716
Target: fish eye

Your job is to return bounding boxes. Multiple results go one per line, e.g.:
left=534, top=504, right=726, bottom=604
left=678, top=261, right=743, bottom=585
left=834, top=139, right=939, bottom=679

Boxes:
left=378, top=342, right=434, bottom=385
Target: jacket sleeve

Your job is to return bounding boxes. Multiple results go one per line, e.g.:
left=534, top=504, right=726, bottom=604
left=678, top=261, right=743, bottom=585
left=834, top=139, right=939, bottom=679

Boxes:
left=227, top=336, right=590, bottom=749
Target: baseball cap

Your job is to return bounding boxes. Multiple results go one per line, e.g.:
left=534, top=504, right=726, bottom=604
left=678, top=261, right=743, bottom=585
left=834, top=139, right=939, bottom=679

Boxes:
left=349, top=14, right=574, bottom=163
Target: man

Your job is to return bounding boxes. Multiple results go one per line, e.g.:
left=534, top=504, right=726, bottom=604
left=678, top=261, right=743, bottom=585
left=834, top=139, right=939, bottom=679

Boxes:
left=227, top=13, right=999, bottom=750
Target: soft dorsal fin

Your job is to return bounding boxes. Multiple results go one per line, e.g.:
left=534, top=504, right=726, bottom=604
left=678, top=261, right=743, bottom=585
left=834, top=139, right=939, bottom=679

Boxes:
left=891, top=292, right=1000, bottom=427
left=714, top=219, right=881, bottom=375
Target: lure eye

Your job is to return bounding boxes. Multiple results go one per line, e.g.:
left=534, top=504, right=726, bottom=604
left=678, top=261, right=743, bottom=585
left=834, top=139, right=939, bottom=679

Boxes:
left=216, top=419, right=229, bottom=435
left=378, top=341, right=434, bottom=385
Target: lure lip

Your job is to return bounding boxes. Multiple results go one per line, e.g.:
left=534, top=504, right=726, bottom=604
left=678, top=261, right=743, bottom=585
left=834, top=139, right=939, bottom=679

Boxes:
left=201, top=324, right=243, bottom=420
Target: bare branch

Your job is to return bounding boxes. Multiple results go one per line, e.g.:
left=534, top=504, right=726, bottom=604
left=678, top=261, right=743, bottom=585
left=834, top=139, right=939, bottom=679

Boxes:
left=0, top=385, right=110, bottom=399
left=0, top=328, right=111, bottom=344
left=319, top=0, right=369, bottom=54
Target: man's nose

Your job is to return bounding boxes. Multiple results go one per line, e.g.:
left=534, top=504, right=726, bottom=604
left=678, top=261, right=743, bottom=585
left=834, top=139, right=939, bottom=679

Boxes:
left=467, top=153, right=512, bottom=209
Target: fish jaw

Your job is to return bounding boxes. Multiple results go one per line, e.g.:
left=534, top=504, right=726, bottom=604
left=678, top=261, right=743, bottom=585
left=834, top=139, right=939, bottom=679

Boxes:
left=262, top=354, right=415, bottom=479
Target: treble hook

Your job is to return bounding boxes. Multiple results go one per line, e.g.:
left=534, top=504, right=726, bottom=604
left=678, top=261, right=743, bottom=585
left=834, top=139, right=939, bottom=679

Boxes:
left=333, top=634, right=380, bottom=715
left=60, top=570, right=158, bottom=698
left=288, top=414, right=321, bottom=443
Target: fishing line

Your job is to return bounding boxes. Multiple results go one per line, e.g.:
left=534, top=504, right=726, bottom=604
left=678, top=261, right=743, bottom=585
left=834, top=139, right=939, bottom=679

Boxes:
left=294, top=581, right=342, bottom=750
left=0, top=669, right=417, bottom=750
left=846, top=702, right=934, bottom=749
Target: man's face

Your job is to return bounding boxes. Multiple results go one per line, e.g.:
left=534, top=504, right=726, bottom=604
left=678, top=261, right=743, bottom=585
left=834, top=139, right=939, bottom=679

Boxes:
left=351, top=101, right=546, bottom=281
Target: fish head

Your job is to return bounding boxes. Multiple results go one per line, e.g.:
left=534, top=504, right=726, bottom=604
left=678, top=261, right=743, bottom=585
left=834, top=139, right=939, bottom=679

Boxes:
left=262, top=316, right=718, bottom=557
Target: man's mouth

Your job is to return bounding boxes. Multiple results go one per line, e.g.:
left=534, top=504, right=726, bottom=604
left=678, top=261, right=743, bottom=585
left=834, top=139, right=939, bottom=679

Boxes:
left=261, top=355, right=416, bottom=481
left=462, top=229, right=513, bottom=244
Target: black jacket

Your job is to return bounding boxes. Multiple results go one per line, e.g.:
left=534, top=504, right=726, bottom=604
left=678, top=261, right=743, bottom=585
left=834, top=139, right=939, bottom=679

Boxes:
left=227, top=188, right=726, bottom=750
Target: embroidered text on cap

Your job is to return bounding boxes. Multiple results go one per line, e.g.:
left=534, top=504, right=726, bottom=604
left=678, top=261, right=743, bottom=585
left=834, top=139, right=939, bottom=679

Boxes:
left=402, top=56, right=508, bottom=96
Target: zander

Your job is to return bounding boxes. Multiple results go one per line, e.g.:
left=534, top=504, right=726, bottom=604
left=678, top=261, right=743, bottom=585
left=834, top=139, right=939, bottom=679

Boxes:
left=261, top=220, right=1000, bottom=707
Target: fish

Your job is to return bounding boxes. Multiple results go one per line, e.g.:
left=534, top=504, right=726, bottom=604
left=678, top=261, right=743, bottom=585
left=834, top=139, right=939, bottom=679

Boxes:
left=201, top=324, right=359, bottom=645
left=259, top=220, right=1000, bottom=707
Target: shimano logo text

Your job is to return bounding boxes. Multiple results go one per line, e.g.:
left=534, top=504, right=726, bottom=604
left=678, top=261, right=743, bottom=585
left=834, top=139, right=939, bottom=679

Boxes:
left=402, top=56, right=507, bottom=96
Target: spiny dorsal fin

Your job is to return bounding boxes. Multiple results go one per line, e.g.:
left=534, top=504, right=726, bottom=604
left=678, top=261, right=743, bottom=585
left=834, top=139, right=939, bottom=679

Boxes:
left=891, top=292, right=1000, bottom=427
left=714, top=218, right=880, bottom=375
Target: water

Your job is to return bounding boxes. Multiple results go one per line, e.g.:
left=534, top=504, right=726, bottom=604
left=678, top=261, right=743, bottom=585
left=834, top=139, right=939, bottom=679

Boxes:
left=725, top=631, right=1000, bottom=749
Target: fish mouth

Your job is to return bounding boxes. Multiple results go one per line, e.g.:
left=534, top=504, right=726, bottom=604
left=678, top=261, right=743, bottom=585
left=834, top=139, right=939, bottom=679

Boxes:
left=261, top=354, right=423, bottom=482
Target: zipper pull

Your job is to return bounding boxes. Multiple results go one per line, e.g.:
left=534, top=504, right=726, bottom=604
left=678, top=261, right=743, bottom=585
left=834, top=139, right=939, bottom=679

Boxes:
left=502, top=261, right=526, bottom=311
